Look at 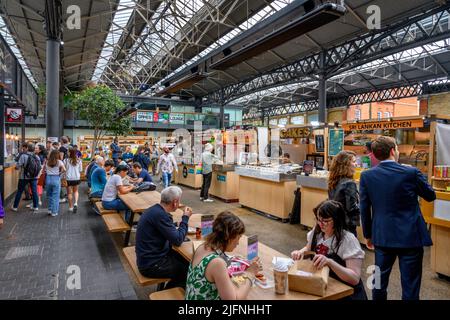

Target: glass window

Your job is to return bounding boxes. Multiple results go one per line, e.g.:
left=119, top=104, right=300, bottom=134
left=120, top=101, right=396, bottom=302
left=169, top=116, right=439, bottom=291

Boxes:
left=355, top=109, right=361, bottom=120
left=377, top=111, right=382, bottom=120
left=291, top=116, right=305, bottom=125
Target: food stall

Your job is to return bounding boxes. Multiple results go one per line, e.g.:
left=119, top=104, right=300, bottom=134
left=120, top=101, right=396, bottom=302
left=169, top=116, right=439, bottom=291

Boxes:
left=209, top=164, right=240, bottom=202
left=236, top=164, right=299, bottom=221
left=177, top=161, right=203, bottom=189
left=420, top=118, right=450, bottom=278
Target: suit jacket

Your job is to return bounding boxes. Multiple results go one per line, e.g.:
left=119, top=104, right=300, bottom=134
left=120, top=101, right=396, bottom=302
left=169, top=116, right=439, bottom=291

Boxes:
left=359, top=161, right=435, bottom=248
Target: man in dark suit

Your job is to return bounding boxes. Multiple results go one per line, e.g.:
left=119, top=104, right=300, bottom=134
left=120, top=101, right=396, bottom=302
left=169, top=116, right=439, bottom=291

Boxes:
left=360, top=136, right=436, bottom=300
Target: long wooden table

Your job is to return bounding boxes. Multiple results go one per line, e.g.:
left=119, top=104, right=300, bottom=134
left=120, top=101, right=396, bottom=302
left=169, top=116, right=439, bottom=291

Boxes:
left=173, top=235, right=354, bottom=300
left=118, top=191, right=198, bottom=246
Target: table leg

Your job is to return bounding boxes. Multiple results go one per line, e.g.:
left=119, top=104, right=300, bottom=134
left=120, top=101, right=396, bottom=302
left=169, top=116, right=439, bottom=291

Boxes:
left=123, top=211, right=135, bottom=247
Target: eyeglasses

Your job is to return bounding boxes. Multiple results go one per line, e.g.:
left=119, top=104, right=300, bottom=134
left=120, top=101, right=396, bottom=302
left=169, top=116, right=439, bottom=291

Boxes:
left=316, top=217, right=333, bottom=225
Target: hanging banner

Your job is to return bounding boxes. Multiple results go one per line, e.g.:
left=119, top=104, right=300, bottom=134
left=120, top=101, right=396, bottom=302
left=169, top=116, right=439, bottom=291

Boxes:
left=6, top=107, right=22, bottom=122
left=158, top=113, right=169, bottom=124
left=169, top=113, right=184, bottom=124
left=280, top=127, right=311, bottom=138
left=328, top=129, right=344, bottom=157
left=136, top=111, right=153, bottom=122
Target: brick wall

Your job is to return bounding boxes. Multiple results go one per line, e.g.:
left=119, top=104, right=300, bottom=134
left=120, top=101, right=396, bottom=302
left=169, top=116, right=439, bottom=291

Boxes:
left=428, top=92, right=450, bottom=115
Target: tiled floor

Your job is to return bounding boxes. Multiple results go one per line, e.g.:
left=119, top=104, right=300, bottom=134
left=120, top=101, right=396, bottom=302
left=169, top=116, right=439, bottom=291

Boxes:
left=1, top=181, right=449, bottom=300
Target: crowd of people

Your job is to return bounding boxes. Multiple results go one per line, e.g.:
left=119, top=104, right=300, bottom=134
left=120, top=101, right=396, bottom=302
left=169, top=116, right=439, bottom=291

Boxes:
left=4, top=134, right=436, bottom=301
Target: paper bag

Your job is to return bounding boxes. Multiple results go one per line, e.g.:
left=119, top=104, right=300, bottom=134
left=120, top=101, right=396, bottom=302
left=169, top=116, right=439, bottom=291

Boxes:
left=288, top=251, right=329, bottom=296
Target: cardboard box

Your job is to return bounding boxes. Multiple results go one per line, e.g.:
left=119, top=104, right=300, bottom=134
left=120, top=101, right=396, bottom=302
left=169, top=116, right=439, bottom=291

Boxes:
left=288, top=259, right=329, bottom=296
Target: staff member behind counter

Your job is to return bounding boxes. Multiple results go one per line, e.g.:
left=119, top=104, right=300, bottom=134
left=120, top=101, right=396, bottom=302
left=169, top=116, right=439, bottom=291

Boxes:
left=281, top=153, right=292, bottom=164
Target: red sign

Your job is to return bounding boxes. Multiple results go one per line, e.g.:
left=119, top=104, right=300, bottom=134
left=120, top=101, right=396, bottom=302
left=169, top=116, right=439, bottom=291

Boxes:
left=6, top=108, right=22, bottom=122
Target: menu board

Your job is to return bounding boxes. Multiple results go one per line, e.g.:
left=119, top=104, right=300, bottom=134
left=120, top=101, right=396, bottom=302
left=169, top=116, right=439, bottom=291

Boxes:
left=315, top=135, right=324, bottom=153
left=328, top=129, right=344, bottom=156
left=247, top=235, right=258, bottom=261
left=201, top=215, right=214, bottom=237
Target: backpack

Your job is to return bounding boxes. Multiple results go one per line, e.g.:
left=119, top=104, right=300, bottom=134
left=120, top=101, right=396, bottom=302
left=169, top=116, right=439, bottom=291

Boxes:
left=24, top=154, right=41, bottom=179
left=134, top=181, right=156, bottom=192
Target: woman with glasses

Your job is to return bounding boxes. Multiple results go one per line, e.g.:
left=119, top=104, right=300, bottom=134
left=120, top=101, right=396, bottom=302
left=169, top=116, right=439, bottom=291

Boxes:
left=291, top=200, right=367, bottom=300
left=328, top=150, right=360, bottom=237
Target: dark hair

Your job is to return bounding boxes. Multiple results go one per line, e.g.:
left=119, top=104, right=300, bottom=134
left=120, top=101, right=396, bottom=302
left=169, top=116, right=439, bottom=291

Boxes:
left=311, top=200, right=347, bottom=254
left=371, top=136, right=396, bottom=161
left=328, top=150, right=356, bottom=191
left=114, top=164, right=129, bottom=174
left=365, top=141, right=372, bottom=152
left=132, top=162, right=142, bottom=169
left=68, top=147, right=78, bottom=166
left=27, top=142, right=35, bottom=152
left=60, top=136, right=68, bottom=144
left=104, top=160, right=114, bottom=168
left=47, top=149, right=60, bottom=167
left=204, top=211, right=245, bottom=253
left=283, top=153, right=290, bottom=158
left=21, top=142, right=28, bottom=149
left=52, top=142, right=59, bottom=147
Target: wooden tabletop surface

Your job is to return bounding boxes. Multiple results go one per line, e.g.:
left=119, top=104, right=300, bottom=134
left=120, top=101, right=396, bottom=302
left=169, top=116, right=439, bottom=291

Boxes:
left=119, top=191, right=162, bottom=213
left=173, top=235, right=354, bottom=300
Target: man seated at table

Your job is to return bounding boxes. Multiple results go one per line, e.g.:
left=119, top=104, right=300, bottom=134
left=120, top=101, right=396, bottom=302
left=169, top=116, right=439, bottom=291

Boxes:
left=90, top=159, right=114, bottom=199
left=130, top=162, right=153, bottom=184
left=136, top=186, right=192, bottom=289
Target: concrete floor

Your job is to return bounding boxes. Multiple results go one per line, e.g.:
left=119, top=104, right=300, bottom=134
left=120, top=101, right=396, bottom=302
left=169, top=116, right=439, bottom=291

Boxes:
left=1, top=181, right=448, bottom=300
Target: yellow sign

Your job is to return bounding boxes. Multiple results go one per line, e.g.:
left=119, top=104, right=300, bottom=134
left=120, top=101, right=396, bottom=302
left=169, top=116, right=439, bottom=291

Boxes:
left=280, top=127, right=311, bottom=138
left=343, top=119, right=424, bottom=131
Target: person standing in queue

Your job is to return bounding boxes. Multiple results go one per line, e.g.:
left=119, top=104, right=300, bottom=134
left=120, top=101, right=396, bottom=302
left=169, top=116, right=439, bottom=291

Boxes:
left=156, top=146, right=178, bottom=188
left=359, top=136, right=436, bottom=300
left=328, top=150, right=360, bottom=237
left=200, top=143, right=218, bottom=202
left=110, top=137, right=121, bottom=168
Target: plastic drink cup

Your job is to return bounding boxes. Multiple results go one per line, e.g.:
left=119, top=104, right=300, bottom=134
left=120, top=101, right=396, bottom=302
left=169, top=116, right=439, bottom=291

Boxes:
left=273, top=268, right=288, bottom=294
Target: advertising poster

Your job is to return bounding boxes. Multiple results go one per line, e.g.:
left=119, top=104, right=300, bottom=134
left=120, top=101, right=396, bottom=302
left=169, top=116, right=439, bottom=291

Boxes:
left=6, top=107, right=22, bottom=122
left=247, top=235, right=258, bottom=261
left=136, top=111, right=153, bottom=122
left=158, top=113, right=169, bottom=124
left=169, top=113, right=184, bottom=124
left=328, top=129, right=344, bottom=157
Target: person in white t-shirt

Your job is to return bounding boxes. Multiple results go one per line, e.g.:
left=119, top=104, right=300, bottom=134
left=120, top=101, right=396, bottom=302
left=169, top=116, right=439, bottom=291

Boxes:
left=44, top=149, right=66, bottom=217
left=291, top=200, right=367, bottom=300
left=63, top=147, right=83, bottom=212
left=102, top=165, right=134, bottom=221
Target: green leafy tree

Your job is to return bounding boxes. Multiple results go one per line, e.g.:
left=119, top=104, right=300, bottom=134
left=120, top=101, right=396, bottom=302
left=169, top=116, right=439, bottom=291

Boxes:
left=70, top=85, right=132, bottom=153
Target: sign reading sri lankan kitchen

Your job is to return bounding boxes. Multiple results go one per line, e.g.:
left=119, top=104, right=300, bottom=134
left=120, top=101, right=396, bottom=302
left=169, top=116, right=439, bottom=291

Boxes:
left=343, top=118, right=424, bottom=131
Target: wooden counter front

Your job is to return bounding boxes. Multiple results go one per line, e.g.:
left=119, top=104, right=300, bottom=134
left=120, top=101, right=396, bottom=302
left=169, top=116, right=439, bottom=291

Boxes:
left=238, top=175, right=296, bottom=220
left=209, top=171, right=239, bottom=202
left=300, top=184, right=365, bottom=244
left=4, top=166, right=19, bottom=199
left=177, top=164, right=202, bottom=189
left=421, top=191, right=450, bottom=277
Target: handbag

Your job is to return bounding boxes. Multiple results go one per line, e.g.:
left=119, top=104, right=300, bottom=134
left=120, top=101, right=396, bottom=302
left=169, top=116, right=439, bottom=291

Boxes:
left=37, top=171, right=46, bottom=187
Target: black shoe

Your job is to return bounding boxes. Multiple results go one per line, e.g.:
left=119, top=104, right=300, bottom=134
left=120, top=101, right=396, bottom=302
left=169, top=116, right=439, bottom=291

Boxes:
left=73, top=205, right=78, bottom=213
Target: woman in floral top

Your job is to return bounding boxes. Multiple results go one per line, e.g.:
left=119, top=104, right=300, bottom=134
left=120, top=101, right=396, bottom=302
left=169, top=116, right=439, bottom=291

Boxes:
left=185, top=211, right=261, bottom=300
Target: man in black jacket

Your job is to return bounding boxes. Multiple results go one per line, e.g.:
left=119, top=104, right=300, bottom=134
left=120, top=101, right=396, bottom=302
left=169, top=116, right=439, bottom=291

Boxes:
left=135, top=186, right=192, bottom=289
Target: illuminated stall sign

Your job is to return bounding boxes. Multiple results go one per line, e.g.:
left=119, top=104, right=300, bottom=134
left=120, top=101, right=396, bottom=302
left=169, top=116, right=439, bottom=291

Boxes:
left=6, top=107, right=22, bottom=122
left=343, top=119, right=424, bottom=131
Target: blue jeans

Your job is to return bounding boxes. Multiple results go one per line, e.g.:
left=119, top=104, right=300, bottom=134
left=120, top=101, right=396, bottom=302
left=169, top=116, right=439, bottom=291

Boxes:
left=14, top=179, right=38, bottom=209
left=90, top=191, right=103, bottom=198
left=46, top=175, right=61, bottom=214
left=162, top=172, right=172, bottom=189
left=102, top=199, right=131, bottom=221
left=373, top=246, right=424, bottom=300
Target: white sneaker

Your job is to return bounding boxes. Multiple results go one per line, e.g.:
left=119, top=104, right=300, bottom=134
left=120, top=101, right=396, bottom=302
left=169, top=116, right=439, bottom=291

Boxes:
left=59, top=198, right=67, bottom=203
left=32, top=207, right=39, bottom=212
left=39, top=201, right=43, bottom=206
left=51, top=213, right=58, bottom=217
left=200, top=197, right=204, bottom=201
left=68, top=207, right=73, bottom=212
left=203, top=199, right=213, bottom=203
left=11, top=207, right=18, bottom=212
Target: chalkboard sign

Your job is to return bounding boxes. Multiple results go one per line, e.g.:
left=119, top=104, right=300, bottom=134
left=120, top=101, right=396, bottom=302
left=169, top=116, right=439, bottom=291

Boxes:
left=328, top=129, right=344, bottom=156
left=315, top=135, right=324, bottom=153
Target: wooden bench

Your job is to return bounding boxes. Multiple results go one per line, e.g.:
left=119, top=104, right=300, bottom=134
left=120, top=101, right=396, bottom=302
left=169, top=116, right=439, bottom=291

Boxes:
left=89, top=197, right=101, bottom=203
left=149, top=287, right=185, bottom=300
left=122, top=246, right=170, bottom=287
left=95, top=202, right=117, bottom=215
left=102, top=214, right=130, bottom=232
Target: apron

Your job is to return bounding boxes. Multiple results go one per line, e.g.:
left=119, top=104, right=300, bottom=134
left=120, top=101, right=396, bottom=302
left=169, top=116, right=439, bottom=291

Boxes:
left=326, top=251, right=368, bottom=300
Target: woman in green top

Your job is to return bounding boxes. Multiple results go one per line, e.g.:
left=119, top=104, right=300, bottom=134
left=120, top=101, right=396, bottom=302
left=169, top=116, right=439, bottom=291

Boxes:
left=185, top=211, right=261, bottom=300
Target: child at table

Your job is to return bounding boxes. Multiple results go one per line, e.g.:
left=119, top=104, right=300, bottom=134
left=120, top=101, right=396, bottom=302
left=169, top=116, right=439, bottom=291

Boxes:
left=291, top=200, right=367, bottom=300
left=185, top=211, right=261, bottom=300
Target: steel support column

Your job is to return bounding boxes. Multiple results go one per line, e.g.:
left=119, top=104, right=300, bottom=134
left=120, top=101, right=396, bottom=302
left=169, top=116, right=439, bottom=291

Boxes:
left=46, top=39, right=61, bottom=140
left=0, top=87, right=5, bottom=203
left=219, top=89, right=225, bottom=129
left=318, top=51, right=327, bottom=124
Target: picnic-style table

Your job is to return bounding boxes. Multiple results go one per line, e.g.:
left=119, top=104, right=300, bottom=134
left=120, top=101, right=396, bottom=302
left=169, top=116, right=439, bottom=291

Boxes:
left=172, top=234, right=354, bottom=300
left=118, top=191, right=195, bottom=246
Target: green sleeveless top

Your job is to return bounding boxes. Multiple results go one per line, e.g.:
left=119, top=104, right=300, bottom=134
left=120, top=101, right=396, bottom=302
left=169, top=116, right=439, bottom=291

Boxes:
left=185, top=252, right=221, bottom=300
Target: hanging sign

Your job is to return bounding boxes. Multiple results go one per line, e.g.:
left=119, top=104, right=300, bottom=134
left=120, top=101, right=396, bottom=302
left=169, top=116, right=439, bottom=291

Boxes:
left=6, top=107, right=22, bottom=122
left=136, top=111, right=153, bottom=122
left=328, top=129, right=344, bottom=157
left=342, top=118, right=424, bottom=131
left=280, top=127, right=311, bottom=138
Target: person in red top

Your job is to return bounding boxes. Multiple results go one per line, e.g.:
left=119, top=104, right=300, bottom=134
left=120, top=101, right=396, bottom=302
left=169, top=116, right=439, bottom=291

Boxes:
left=366, top=141, right=380, bottom=168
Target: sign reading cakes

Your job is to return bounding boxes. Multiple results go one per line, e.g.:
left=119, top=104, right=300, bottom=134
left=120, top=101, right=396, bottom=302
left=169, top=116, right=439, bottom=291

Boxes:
left=280, top=127, right=311, bottom=138
left=343, top=118, right=424, bottom=131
